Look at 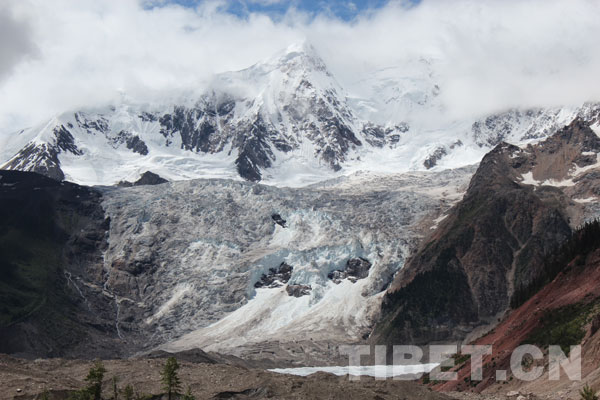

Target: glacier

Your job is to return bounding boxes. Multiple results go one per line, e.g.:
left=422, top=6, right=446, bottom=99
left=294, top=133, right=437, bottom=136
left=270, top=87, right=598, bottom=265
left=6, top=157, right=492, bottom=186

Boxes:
left=92, top=167, right=474, bottom=364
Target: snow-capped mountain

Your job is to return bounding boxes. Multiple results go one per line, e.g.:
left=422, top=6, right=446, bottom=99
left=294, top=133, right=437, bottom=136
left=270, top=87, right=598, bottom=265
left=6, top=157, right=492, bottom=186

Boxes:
left=3, top=72, right=600, bottom=364
left=0, top=43, right=398, bottom=186
left=4, top=117, right=600, bottom=363
left=2, top=42, right=598, bottom=187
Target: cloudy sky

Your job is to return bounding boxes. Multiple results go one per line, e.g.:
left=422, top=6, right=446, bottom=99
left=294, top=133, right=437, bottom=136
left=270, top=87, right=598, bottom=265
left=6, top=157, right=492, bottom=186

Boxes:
left=156, top=0, right=394, bottom=20
left=0, top=0, right=599, bottom=133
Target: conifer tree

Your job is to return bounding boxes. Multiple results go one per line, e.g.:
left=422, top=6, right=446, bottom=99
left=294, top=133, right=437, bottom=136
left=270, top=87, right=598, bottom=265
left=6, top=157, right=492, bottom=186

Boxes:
left=160, top=357, right=181, bottom=400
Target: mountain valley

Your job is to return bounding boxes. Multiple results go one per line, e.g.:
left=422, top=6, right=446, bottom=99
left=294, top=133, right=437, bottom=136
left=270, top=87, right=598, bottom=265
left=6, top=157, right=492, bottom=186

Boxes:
left=2, top=42, right=600, bottom=400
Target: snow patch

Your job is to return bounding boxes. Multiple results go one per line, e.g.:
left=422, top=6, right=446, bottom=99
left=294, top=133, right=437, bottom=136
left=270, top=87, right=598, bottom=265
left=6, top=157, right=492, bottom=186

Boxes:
left=146, top=284, right=192, bottom=324
left=540, top=178, right=576, bottom=187
left=591, top=123, right=600, bottom=138
left=574, top=197, right=597, bottom=204
left=270, top=363, right=439, bottom=378
left=568, top=154, right=600, bottom=178
left=430, top=214, right=447, bottom=230
left=519, top=172, right=539, bottom=186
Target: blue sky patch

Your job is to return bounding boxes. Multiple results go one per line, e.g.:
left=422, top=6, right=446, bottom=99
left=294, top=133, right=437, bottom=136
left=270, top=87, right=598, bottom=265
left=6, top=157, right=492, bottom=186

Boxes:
left=156, top=0, right=403, bottom=21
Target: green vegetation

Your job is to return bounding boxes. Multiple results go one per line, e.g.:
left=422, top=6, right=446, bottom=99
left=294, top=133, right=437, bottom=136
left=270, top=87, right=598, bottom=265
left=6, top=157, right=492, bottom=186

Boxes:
left=62, top=358, right=198, bottom=400
left=86, top=360, right=107, bottom=400
left=580, top=384, right=598, bottom=400
left=523, top=301, right=600, bottom=355
left=111, top=376, right=119, bottom=400
left=453, top=353, right=471, bottom=367
left=161, top=357, right=182, bottom=400
left=421, top=373, right=440, bottom=386
left=123, top=385, right=134, bottom=400
left=438, top=353, right=472, bottom=373
left=0, top=175, right=107, bottom=360
left=511, top=219, right=600, bottom=308
left=67, top=360, right=107, bottom=400
left=183, top=386, right=196, bottom=400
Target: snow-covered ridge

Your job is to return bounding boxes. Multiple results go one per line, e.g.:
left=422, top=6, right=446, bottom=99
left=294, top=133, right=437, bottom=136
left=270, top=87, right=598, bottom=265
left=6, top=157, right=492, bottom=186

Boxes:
left=1, top=42, right=599, bottom=187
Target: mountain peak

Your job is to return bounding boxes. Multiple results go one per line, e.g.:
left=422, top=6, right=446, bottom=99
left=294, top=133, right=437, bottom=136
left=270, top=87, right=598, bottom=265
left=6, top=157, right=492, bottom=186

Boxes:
left=218, top=41, right=331, bottom=88
left=268, top=41, right=330, bottom=76
left=280, top=41, right=319, bottom=59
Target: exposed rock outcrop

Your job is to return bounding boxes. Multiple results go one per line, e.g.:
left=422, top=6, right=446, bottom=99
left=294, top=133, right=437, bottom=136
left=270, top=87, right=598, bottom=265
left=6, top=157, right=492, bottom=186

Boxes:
left=436, top=220, right=600, bottom=394
left=118, top=171, right=168, bottom=187
left=423, top=141, right=463, bottom=170
left=1, top=125, right=82, bottom=182
left=116, top=130, right=149, bottom=156
left=134, top=171, right=168, bottom=186
left=328, top=258, right=372, bottom=284
left=372, top=121, right=600, bottom=347
left=255, top=263, right=293, bottom=288
left=286, top=284, right=311, bottom=297
left=271, top=214, right=287, bottom=228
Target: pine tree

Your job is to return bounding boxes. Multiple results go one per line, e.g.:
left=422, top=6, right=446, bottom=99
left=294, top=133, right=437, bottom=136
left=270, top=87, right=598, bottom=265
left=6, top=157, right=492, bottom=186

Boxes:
left=112, top=376, right=119, bottom=400
left=123, top=385, right=134, bottom=400
left=84, top=360, right=107, bottom=400
left=580, top=384, right=599, bottom=400
left=160, top=357, right=181, bottom=400
left=182, top=386, right=196, bottom=400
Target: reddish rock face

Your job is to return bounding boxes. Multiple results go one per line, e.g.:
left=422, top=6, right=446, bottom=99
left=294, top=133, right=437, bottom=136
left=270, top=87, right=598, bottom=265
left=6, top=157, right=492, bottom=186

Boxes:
left=437, top=225, right=600, bottom=393
left=372, top=119, right=600, bottom=349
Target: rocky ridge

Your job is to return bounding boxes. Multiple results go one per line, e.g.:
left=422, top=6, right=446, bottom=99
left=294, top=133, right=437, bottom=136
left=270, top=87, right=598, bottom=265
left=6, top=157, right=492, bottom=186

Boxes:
left=436, top=221, right=600, bottom=398
left=372, top=118, right=600, bottom=348
left=2, top=42, right=598, bottom=186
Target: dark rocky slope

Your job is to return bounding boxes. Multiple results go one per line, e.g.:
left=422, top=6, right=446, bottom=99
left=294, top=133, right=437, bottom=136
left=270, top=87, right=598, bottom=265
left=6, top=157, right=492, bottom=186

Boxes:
left=0, top=170, right=121, bottom=358
left=370, top=121, right=600, bottom=347
left=436, top=220, right=600, bottom=395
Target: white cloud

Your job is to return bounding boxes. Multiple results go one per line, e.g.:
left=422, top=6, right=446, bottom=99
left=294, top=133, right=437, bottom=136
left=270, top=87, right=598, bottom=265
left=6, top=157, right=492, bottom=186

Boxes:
left=0, top=0, right=599, bottom=133
left=0, top=2, right=37, bottom=82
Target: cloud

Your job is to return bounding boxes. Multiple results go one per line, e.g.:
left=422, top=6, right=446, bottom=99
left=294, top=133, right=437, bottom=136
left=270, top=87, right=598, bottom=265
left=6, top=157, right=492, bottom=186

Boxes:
left=0, top=0, right=599, bottom=133
left=0, top=2, right=37, bottom=82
